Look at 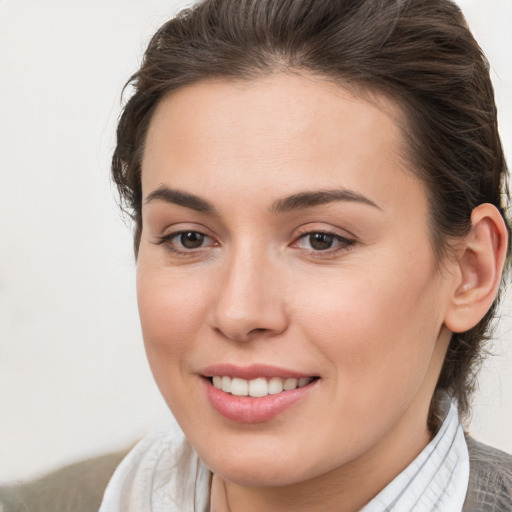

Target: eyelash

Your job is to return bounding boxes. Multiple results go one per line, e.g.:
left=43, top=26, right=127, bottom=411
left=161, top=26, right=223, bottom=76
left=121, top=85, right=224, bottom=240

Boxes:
left=155, top=230, right=216, bottom=256
left=292, top=230, right=355, bottom=258
left=155, top=229, right=355, bottom=258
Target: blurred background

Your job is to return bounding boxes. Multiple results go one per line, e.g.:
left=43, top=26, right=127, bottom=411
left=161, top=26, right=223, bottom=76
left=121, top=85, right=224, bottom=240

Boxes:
left=0, top=0, right=511, bottom=484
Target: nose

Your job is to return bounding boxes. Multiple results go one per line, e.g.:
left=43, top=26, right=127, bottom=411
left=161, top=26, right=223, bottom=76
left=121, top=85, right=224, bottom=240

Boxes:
left=209, top=246, right=288, bottom=342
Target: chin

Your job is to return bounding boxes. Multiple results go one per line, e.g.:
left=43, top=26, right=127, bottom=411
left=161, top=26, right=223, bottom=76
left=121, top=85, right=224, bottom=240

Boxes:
left=192, top=436, right=326, bottom=487
left=211, top=460, right=310, bottom=488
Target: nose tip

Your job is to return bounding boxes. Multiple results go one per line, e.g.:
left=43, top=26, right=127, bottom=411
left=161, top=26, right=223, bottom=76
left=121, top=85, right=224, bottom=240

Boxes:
left=213, top=314, right=283, bottom=343
left=209, top=258, right=288, bottom=342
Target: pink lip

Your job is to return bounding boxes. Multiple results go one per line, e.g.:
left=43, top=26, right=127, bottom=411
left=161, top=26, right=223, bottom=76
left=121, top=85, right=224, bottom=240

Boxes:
left=201, top=373, right=318, bottom=424
left=200, top=363, right=314, bottom=380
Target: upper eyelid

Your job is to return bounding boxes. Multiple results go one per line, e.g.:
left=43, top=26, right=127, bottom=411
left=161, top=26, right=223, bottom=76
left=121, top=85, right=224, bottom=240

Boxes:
left=293, top=232, right=354, bottom=246
left=156, top=222, right=218, bottom=241
left=292, top=224, right=357, bottom=240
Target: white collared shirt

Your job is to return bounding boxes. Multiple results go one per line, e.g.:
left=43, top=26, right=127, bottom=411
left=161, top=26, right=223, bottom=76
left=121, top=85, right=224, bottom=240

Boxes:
left=100, top=399, right=469, bottom=512
left=360, top=399, right=469, bottom=511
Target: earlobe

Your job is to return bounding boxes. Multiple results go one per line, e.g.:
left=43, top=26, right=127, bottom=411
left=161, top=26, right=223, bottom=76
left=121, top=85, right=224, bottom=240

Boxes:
left=444, top=203, right=509, bottom=333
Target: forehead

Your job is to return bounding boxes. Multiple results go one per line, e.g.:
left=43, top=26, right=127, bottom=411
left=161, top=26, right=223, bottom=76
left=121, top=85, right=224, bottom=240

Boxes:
left=142, top=72, right=422, bottom=212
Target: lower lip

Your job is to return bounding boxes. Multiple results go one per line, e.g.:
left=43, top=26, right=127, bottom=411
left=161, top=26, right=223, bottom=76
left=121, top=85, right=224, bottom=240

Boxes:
left=204, top=378, right=317, bottom=423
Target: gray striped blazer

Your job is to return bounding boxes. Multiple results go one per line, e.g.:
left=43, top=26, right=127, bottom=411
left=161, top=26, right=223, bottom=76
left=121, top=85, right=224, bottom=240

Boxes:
left=463, top=437, right=512, bottom=512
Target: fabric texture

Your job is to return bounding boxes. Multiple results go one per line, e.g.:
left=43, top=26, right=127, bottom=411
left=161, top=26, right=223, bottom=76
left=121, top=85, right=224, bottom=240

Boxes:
left=99, top=431, right=210, bottom=512
left=98, top=399, right=477, bottom=512
left=462, top=436, right=512, bottom=511
left=359, top=399, right=469, bottom=511
left=0, top=449, right=128, bottom=512
left=2, top=424, right=511, bottom=511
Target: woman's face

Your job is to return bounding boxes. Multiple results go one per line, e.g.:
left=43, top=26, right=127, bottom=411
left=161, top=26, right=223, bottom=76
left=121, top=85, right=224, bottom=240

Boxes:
left=137, top=73, right=456, bottom=488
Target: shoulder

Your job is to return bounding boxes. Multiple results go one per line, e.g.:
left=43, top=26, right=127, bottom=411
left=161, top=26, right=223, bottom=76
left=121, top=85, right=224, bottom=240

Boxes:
left=0, top=449, right=129, bottom=512
left=0, top=431, right=207, bottom=512
left=464, top=436, right=512, bottom=512
left=100, top=429, right=210, bottom=512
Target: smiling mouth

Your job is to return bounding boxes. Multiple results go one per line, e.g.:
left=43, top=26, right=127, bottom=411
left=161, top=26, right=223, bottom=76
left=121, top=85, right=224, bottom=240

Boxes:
left=209, top=376, right=318, bottom=397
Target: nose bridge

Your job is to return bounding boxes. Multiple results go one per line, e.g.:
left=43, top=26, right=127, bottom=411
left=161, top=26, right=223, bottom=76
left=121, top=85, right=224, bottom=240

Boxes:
left=211, top=239, right=287, bottom=341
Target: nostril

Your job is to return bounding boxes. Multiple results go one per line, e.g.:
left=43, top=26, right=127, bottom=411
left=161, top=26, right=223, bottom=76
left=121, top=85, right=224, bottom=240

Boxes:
left=250, top=328, right=270, bottom=334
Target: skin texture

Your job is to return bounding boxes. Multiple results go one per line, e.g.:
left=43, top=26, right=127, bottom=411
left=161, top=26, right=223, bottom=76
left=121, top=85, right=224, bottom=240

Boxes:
left=136, top=73, right=499, bottom=511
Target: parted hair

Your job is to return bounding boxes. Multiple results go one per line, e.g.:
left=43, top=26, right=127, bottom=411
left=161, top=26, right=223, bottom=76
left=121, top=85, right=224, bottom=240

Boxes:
left=113, top=0, right=510, bottom=421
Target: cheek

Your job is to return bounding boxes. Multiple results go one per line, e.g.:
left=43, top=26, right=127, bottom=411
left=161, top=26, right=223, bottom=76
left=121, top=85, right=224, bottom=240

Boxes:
left=136, top=260, right=212, bottom=384
left=293, top=258, right=444, bottom=402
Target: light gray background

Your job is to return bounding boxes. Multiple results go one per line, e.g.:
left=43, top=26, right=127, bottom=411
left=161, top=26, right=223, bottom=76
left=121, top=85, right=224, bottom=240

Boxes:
left=0, top=0, right=510, bottom=483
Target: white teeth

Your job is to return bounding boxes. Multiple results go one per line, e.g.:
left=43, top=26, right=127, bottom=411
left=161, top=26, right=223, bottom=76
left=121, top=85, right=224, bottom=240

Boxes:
left=211, top=376, right=314, bottom=396
left=268, top=377, right=284, bottom=395
left=249, top=378, right=268, bottom=397
left=283, top=378, right=298, bottom=391
left=231, top=378, right=248, bottom=396
left=221, top=376, right=231, bottom=393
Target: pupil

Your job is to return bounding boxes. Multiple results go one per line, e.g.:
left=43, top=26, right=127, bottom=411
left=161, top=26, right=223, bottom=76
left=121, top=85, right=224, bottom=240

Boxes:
left=309, top=233, right=333, bottom=251
left=180, top=232, right=204, bottom=249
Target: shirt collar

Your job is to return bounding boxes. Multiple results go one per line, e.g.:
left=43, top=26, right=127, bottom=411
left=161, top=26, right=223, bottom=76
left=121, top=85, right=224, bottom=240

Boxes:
left=101, top=398, right=469, bottom=512
left=360, top=397, right=469, bottom=512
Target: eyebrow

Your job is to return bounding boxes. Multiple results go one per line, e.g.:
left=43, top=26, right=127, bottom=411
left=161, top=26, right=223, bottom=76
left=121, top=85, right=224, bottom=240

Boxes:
left=145, top=186, right=218, bottom=214
left=144, top=185, right=380, bottom=215
left=270, top=188, right=381, bottom=213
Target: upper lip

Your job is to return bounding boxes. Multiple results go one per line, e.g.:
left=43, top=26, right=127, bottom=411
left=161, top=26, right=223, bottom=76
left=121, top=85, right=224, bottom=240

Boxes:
left=199, top=363, right=316, bottom=380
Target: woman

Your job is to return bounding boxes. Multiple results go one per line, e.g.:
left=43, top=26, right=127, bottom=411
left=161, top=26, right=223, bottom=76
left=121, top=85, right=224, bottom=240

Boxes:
left=95, top=0, right=512, bottom=510
left=0, top=1, right=508, bottom=511
left=96, top=0, right=512, bottom=510
left=0, top=0, right=504, bottom=508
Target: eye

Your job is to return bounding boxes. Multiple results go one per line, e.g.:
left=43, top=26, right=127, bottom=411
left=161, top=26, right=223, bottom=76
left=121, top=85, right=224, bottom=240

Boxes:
left=293, top=231, right=354, bottom=253
left=155, top=230, right=217, bottom=254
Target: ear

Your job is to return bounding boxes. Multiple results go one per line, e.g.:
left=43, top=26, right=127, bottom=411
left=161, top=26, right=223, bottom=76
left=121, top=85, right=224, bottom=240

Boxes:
left=444, top=203, right=509, bottom=333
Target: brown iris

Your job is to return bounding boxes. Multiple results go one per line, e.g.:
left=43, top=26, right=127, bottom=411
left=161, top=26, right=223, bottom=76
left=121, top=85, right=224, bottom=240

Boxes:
left=180, top=231, right=205, bottom=249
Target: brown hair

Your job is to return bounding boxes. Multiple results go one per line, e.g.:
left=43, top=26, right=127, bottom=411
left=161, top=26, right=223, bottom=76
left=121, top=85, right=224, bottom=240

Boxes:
left=112, top=0, right=510, bottom=419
